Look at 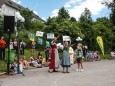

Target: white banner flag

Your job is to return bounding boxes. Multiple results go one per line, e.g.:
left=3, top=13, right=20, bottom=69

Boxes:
left=47, top=33, right=54, bottom=39
left=63, top=36, right=70, bottom=41
left=36, top=31, right=44, bottom=37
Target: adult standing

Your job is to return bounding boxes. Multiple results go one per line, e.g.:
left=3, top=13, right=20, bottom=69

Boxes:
left=82, top=44, right=88, bottom=61
left=44, top=46, right=50, bottom=62
left=61, top=41, right=71, bottom=73
left=20, top=40, right=26, bottom=55
left=0, top=36, right=6, bottom=60
left=48, top=36, right=60, bottom=73
left=9, top=39, right=13, bottom=50
left=13, top=38, right=18, bottom=54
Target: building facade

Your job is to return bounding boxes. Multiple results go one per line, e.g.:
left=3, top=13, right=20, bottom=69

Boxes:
left=0, top=0, right=43, bottom=21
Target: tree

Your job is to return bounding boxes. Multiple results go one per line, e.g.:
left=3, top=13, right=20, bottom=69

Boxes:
left=0, top=15, right=3, bottom=36
left=103, top=0, right=115, bottom=25
left=92, top=22, right=114, bottom=51
left=45, top=7, right=84, bottom=37
left=57, top=7, right=70, bottom=22
left=79, top=8, right=93, bottom=49
left=44, top=17, right=58, bottom=33
left=58, top=7, right=70, bottom=19
left=31, top=21, right=44, bottom=32
left=95, top=17, right=115, bottom=51
left=20, top=9, right=33, bottom=31
left=70, top=17, right=77, bottom=22
left=79, top=8, right=92, bottom=23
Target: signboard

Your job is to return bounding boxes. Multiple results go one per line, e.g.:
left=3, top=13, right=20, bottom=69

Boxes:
left=47, top=33, right=54, bottom=39
left=36, top=31, right=44, bottom=37
left=63, top=36, right=70, bottom=41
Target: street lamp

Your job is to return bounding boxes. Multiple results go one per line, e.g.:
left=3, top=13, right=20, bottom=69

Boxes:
left=15, top=12, right=25, bottom=22
left=15, top=12, right=25, bottom=75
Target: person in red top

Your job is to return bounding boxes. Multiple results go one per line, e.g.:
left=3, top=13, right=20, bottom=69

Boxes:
left=0, top=36, right=6, bottom=60
left=48, top=36, right=60, bottom=73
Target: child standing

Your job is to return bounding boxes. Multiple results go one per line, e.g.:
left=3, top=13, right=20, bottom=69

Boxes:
left=61, top=41, right=71, bottom=73
left=75, top=43, right=84, bottom=72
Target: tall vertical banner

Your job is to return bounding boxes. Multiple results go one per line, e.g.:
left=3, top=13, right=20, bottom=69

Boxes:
left=96, top=36, right=104, bottom=55
left=46, top=41, right=50, bottom=47
left=38, top=38, right=43, bottom=45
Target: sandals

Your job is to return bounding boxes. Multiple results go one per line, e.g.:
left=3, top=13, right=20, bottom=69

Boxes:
left=62, top=71, right=66, bottom=73
left=48, top=70, right=53, bottom=73
left=53, top=70, right=58, bottom=72
left=62, top=71, right=70, bottom=73
left=66, top=71, right=70, bottom=73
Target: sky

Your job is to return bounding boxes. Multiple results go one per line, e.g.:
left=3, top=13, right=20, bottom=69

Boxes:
left=11, top=0, right=112, bottom=21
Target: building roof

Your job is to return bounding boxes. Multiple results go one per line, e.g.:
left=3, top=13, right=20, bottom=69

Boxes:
left=0, top=0, right=44, bottom=21
left=0, top=0, right=23, bottom=10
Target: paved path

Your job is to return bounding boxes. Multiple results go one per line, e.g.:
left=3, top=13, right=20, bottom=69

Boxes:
left=0, top=60, right=115, bottom=86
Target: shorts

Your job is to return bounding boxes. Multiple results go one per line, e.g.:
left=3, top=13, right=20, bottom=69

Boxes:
left=76, top=58, right=82, bottom=63
left=31, top=46, right=35, bottom=49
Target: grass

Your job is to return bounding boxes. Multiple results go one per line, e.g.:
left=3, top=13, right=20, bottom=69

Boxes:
left=0, top=61, right=7, bottom=72
left=100, top=53, right=111, bottom=59
left=21, top=49, right=45, bottom=61
left=0, top=49, right=45, bottom=72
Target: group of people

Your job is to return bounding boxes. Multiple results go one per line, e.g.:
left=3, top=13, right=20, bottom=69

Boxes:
left=0, top=35, right=103, bottom=74
left=46, top=36, right=102, bottom=73
left=10, top=55, right=29, bottom=74
left=47, top=36, right=84, bottom=73
left=12, top=35, right=85, bottom=73
left=10, top=39, right=26, bottom=55
left=30, top=51, right=43, bottom=68
left=85, top=51, right=100, bottom=61
left=10, top=50, right=46, bottom=74
left=0, top=35, right=86, bottom=74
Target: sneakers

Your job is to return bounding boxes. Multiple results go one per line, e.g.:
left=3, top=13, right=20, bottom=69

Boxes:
left=75, top=69, right=84, bottom=72
left=80, top=69, right=84, bottom=72
left=75, top=69, right=80, bottom=72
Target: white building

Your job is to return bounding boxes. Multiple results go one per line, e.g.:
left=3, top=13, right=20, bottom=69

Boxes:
left=0, top=0, right=43, bottom=21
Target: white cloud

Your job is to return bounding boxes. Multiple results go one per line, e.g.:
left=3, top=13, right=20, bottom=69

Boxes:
left=68, top=0, right=106, bottom=20
left=41, top=17, right=46, bottom=21
left=50, top=9, right=59, bottom=17
left=64, top=0, right=83, bottom=8
left=11, top=0, right=21, bottom=4
left=51, top=0, right=112, bottom=20
left=33, top=10, right=38, bottom=15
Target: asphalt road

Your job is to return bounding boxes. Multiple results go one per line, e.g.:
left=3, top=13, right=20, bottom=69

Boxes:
left=1, top=60, right=115, bottom=86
